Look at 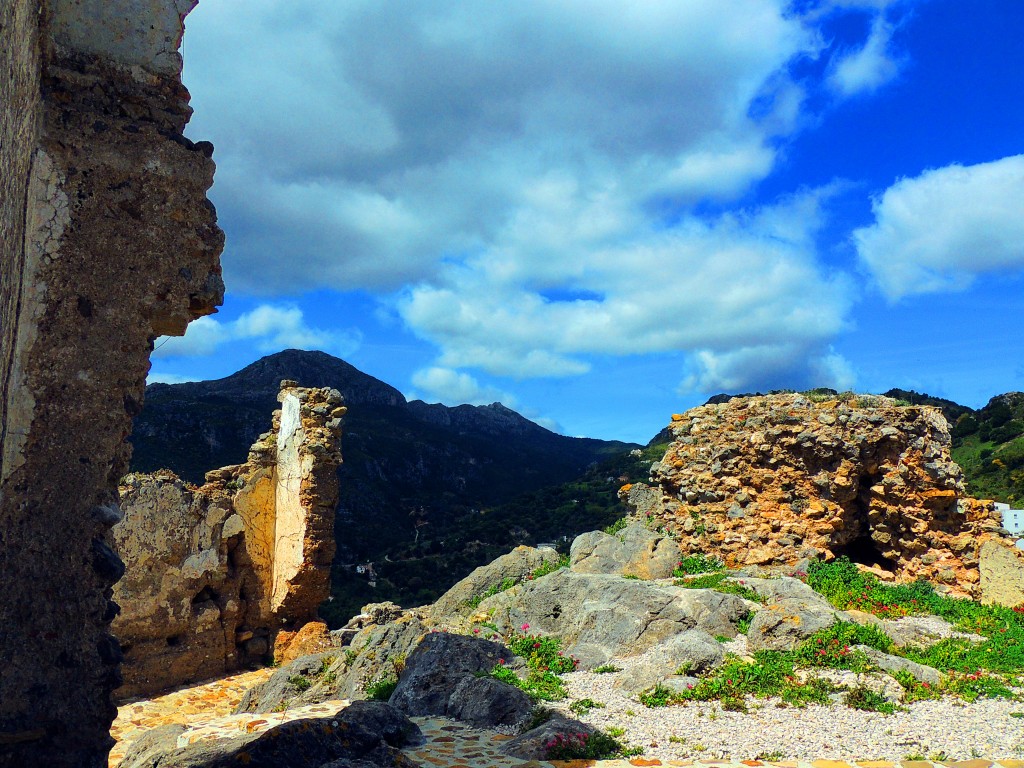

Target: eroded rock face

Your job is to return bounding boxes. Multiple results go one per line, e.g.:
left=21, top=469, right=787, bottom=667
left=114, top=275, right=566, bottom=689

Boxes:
left=625, top=394, right=1004, bottom=596
left=1, top=1, right=222, bottom=764
left=110, top=384, right=343, bottom=697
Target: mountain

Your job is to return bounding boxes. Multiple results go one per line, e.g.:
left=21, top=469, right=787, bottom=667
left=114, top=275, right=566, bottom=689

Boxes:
left=945, top=392, right=1024, bottom=506
left=130, top=350, right=637, bottom=621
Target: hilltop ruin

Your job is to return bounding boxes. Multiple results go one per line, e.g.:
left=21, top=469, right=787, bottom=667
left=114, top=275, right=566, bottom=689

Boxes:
left=623, top=393, right=1003, bottom=596
left=111, top=383, right=343, bottom=698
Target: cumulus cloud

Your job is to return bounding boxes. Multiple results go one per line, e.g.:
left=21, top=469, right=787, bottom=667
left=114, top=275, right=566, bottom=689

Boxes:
left=680, top=345, right=855, bottom=394
left=854, top=155, right=1024, bottom=299
left=399, top=190, right=854, bottom=392
left=183, top=0, right=827, bottom=294
left=153, top=305, right=361, bottom=359
left=827, top=15, right=902, bottom=97
left=177, top=1, right=914, bottom=394
left=410, top=367, right=517, bottom=407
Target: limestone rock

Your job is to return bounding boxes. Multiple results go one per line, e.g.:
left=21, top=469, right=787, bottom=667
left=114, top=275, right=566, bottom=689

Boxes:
left=111, top=383, right=344, bottom=698
left=389, top=633, right=529, bottom=728
left=626, top=393, right=1005, bottom=597
left=614, top=629, right=724, bottom=695
left=118, top=701, right=423, bottom=768
left=746, top=598, right=843, bottom=652
left=980, top=539, right=1024, bottom=607
left=569, top=523, right=681, bottom=579
left=854, top=646, right=941, bottom=685
left=481, top=569, right=749, bottom=667
left=429, top=545, right=560, bottom=620
left=238, top=615, right=428, bottom=713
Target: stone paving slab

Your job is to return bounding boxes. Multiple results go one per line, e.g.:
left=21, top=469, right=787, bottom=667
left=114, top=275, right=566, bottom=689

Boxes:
left=108, top=670, right=995, bottom=768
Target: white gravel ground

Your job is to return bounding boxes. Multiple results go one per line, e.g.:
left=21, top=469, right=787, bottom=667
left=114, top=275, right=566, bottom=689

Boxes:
left=545, top=646, right=1024, bottom=762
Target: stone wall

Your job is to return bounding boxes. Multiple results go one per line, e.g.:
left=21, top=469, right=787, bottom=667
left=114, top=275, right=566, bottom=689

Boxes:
left=624, top=393, right=1005, bottom=596
left=111, top=384, right=344, bottom=698
left=0, top=2, right=223, bottom=765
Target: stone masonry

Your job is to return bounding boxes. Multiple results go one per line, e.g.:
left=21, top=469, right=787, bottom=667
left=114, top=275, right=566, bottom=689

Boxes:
left=624, top=393, right=1005, bottom=596
left=0, top=2, right=222, bottom=765
left=110, top=383, right=344, bottom=699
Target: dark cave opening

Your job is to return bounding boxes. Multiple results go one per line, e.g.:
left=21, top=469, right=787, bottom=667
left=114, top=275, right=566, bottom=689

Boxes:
left=833, top=531, right=897, bottom=571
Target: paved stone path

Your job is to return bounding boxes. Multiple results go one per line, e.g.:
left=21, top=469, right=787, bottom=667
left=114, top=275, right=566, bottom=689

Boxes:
left=109, top=671, right=1024, bottom=768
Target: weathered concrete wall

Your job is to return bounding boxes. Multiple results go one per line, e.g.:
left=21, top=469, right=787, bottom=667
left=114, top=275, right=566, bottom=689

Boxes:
left=111, top=385, right=344, bottom=698
left=0, top=1, right=223, bottom=765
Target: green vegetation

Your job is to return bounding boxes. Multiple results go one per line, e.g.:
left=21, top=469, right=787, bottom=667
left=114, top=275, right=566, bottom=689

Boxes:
left=543, top=729, right=640, bottom=760
left=488, top=627, right=580, bottom=702
left=593, top=664, right=621, bottom=674
left=569, top=698, right=605, bottom=715
left=675, top=571, right=763, bottom=602
left=365, top=675, right=398, bottom=701
left=287, top=674, right=311, bottom=692
left=844, top=685, right=897, bottom=714
left=673, top=553, right=725, bottom=576
left=643, top=559, right=1024, bottom=713
left=467, top=577, right=518, bottom=609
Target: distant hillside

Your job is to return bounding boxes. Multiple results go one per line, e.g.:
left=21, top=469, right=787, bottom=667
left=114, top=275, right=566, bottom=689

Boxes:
left=946, top=393, right=1024, bottom=506
left=131, top=350, right=637, bottom=622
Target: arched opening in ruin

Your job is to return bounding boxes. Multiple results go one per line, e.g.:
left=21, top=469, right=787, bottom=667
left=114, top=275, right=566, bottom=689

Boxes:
left=831, top=473, right=897, bottom=571
left=832, top=530, right=896, bottom=571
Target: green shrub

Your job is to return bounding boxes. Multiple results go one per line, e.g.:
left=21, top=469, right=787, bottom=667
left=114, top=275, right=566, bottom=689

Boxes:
left=467, top=576, right=519, bottom=609
left=288, top=674, right=311, bottom=692
left=544, top=729, right=631, bottom=760
left=569, top=698, right=605, bottom=716
left=674, top=553, right=725, bottom=576
left=531, top=553, right=571, bottom=580
left=365, top=675, right=398, bottom=701
left=844, top=685, right=897, bottom=714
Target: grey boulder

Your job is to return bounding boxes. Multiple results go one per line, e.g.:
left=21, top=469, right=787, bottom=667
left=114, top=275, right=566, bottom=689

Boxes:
left=119, top=701, right=423, bottom=768
left=389, top=632, right=532, bottom=728
left=569, top=523, right=680, bottom=579
left=483, top=569, right=749, bottom=667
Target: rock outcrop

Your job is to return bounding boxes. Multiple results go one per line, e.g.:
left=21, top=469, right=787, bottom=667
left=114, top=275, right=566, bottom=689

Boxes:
left=110, top=383, right=344, bottom=697
left=624, top=393, right=1004, bottom=596
left=1, top=1, right=223, bottom=764
left=979, top=539, right=1024, bottom=608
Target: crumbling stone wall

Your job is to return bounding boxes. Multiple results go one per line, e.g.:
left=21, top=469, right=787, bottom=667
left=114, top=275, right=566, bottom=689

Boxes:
left=0, top=1, right=223, bottom=765
left=625, top=393, right=1004, bottom=596
left=111, top=383, right=343, bottom=698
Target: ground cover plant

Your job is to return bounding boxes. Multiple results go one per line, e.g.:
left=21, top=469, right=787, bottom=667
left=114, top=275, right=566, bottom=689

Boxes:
left=808, top=557, right=1024, bottom=681
left=639, top=557, right=1024, bottom=712
left=486, top=623, right=579, bottom=702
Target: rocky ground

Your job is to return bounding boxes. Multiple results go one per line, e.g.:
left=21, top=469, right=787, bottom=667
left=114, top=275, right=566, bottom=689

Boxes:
left=556, top=638, right=1024, bottom=762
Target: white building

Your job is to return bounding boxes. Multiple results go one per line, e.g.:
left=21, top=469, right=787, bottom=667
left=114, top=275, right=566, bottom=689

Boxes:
left=995, top=502, right=1024, bottom=537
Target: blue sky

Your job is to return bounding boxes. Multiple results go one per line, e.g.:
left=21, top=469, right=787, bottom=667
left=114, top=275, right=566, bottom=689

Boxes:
left=152, top=0, right=1024, bottom=443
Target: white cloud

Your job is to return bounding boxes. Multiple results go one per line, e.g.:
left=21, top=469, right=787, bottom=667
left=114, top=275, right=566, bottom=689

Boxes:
left=183, top=0, right=829, bottom=294
left=145, top=372, right=202, bottom=385
left=828, top=16, right=902, bottom=97
left=410, top=367, right=517, bottom=407
left=680, top=343, right=855, bottom=394
left=399, top=190, right=854, bottom=391
left=854, top=155, right=1024, bottom=299
left=175, top=1, right=917, bottom=395
left=153, top=304, right=361, bottom=359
